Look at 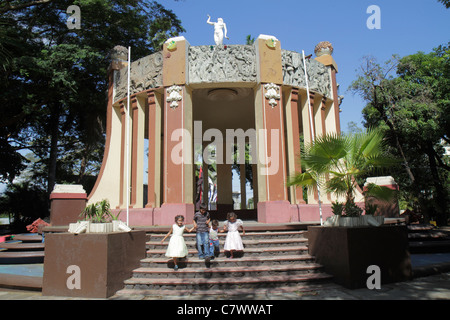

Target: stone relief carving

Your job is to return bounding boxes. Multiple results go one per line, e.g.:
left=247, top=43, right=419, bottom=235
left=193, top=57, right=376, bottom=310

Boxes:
left=113, top=51, right=163, bottom=102
left=264, top=83, right=281, bottom=108
left=112, top=46, right=332, bottom=102
left=188, top=45, right=257, bottom=83
left=166, top=85, right=183, bottom=109
left=281, top=50, right=331, bottom=98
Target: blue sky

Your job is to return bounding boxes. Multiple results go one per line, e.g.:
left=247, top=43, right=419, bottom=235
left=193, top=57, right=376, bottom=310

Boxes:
left=162, top=0, right=450, bottom=131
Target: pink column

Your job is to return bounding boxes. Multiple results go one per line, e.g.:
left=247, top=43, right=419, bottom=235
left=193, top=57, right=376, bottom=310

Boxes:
left=257, top=84, right=291, bottom=223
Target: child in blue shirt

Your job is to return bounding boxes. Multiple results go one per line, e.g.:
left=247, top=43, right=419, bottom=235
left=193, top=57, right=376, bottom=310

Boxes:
left=208, top=219, right=220, bottom=259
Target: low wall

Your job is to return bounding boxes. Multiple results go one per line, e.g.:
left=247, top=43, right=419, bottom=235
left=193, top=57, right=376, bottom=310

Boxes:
left=42, top=231, right=146, bottom=298
left=308, top=225, right=412, bottom=289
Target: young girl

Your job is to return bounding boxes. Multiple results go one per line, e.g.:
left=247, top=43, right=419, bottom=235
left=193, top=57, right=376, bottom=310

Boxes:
left=161, top=215, right=194, bottom=270
left=223, top=212, right=245, bottom=258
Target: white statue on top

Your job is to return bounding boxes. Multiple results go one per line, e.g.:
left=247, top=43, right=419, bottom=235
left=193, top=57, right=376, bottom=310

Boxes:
left=207, top=14, right=229, bottom=45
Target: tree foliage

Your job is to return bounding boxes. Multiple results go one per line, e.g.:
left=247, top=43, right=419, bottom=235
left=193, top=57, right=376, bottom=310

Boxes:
left=349, top=44, right=450, bottom=224
left=0, top=1, right=184, bottom=221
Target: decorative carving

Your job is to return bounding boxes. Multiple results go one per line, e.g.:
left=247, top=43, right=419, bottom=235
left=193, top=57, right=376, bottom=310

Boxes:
left=166, top=40, right=177, bottom=51
left=189, top=45, right=257, bottom=83
left=314, top=41, right=333, bottom=57
left=112, top=45, right=333, bottom=103
left=281, top=50, right=332, bottom=98
left=266, top=38, right=277, bottom=49
left=113, top=51, right=163, bottom=102
left=264, top=83, right=280, bottom=108
left=166, top=85, right=183, bottom=109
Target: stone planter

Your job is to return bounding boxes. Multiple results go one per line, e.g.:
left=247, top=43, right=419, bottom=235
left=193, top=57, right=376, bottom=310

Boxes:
left=68, top=221, right=131, bottom=234
left=42, top=231, right=146, bottom=298
left=307, top=225, right=412, bottom=289
left=88, top=222, right=113, bottom=233
left=324, top=215, right=384, bottom=227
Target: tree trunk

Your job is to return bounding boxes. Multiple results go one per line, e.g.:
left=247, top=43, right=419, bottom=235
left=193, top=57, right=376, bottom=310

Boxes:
left=47, top=104, right=60, bottom=196
left=373, top=85, right=415, bottom=183
left=425, top=143, right=448, bottom=225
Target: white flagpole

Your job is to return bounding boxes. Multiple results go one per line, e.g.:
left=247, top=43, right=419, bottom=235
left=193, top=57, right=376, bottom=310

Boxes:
left=302, top=50, right=323, bottom=226
left=126, top=46, right=131, bottom=227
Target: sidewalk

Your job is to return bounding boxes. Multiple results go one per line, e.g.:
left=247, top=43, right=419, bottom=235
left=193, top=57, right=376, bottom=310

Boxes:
left=0, top=272, right=449, bottom=300
left=0, top=256, right=449, bottom=300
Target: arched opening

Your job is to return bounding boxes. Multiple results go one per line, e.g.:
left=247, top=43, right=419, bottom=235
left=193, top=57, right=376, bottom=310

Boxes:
left=192, top=86, right=257, bottom=221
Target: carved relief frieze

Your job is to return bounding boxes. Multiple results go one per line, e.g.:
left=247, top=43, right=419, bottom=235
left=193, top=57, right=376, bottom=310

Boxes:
left=281, top=50, right=331, bottom=98
left=113, top=51, right=163, bottom=102
left=188, top=45, right=257, bottom=83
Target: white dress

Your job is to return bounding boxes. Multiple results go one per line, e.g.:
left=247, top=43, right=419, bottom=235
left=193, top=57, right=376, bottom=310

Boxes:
left=223, top=219, right=244, bottom=251
left=165, top=224, right=188, bottom=258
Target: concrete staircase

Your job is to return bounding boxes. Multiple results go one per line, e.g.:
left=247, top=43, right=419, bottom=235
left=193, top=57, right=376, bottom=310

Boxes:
left=0, top=234, right=45, bottom=264
left=408, top=224, right=450, bottom=253
left=115, top=227, right=333, bottom=297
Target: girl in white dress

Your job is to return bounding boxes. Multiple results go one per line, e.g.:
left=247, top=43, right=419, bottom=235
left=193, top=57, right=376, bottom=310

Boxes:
left=161, top=215, right=194, bottom=270
left=223, top=212, right=245, bottom=258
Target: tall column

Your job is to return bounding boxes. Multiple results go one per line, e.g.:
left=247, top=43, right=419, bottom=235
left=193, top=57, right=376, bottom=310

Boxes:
left=240, top=164, right=247, bottom=209
left=145, top=90, right=162, bottom=208
left=118, top=101, right=127, bottom=208
left=320, top=97, right=327, bottom=136
left=285, top=88, right=306, bottom=204
left=130, top=97, right=142, bottom=208
left=314, top=42, right=341, bottom=134
left=89, top=46, right=128, bottom=209
left=254, top=35, right=290, bottom=223
left=158, top=36, right=194, bottom=225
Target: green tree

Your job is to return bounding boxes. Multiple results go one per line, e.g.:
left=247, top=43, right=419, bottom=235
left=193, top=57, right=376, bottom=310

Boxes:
left=438, top=0, right=450, bottom=9
left=350, top=45, right=450, bottom=224
left=0, top=1, right=184, bottom=219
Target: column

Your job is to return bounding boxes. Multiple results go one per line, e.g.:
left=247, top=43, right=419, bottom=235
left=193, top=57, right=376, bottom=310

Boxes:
left=145, top=90, right=162, bottom=208
left=240, top=164, right=246, bottom=209
left=130, top=97, right=139, bottom=207
left=254, top=34, right=290, bottom=223
left=118, top=101, right=126, bottom=208
left=315, top=45, right=341, bottom=134
left=89, top=47, right=128, bottom=209
left=285, top=88, right=305, bottom=204
left=158, top=36, right=194, bottom=224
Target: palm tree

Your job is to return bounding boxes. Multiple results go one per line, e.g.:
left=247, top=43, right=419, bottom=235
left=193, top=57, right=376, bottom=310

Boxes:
left=288, top=129, right=397, bottom=216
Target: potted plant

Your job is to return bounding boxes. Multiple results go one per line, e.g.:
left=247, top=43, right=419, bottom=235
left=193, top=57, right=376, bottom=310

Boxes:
left=81, top=199, right=113, bottom=233
left=68, top=199, right=132, bottom=234
left=288, top=129, right=397, bottom=226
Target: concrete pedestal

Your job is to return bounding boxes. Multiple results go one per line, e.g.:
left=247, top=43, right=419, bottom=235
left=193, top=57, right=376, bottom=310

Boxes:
left=308, top=225, right=412, bottom=289
left=49, top=184, right=87, bottom=226
left=42, top=231, right=146, bottom=298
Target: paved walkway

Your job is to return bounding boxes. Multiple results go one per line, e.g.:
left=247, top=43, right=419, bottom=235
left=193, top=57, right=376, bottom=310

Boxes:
left=1, top=252, right=449, bottom=300
left=0, top=271, right=448, bottom=300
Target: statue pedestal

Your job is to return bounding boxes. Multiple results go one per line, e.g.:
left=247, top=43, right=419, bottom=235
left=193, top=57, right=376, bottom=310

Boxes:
left=49, top=184, right=87, bottom=226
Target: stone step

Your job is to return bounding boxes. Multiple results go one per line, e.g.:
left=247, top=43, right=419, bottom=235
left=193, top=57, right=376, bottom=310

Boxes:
left=148, top=231, right=307, bottom=240
left=0, top=242, right=45, bottom=251
left=147, top=238, right=308, bottom=249
left=115, top=283, right=333, bottom=298
left=10, top=234, right=43, bottom=243
left=123, top=272, right=333, bottom=290
left=131, top=263, right=323, bottom=279
left=141, top=254, right=315, bottom=268
left=0, top=251, right=45, bottom=264
left=147, top=245, right=309, bottom=258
